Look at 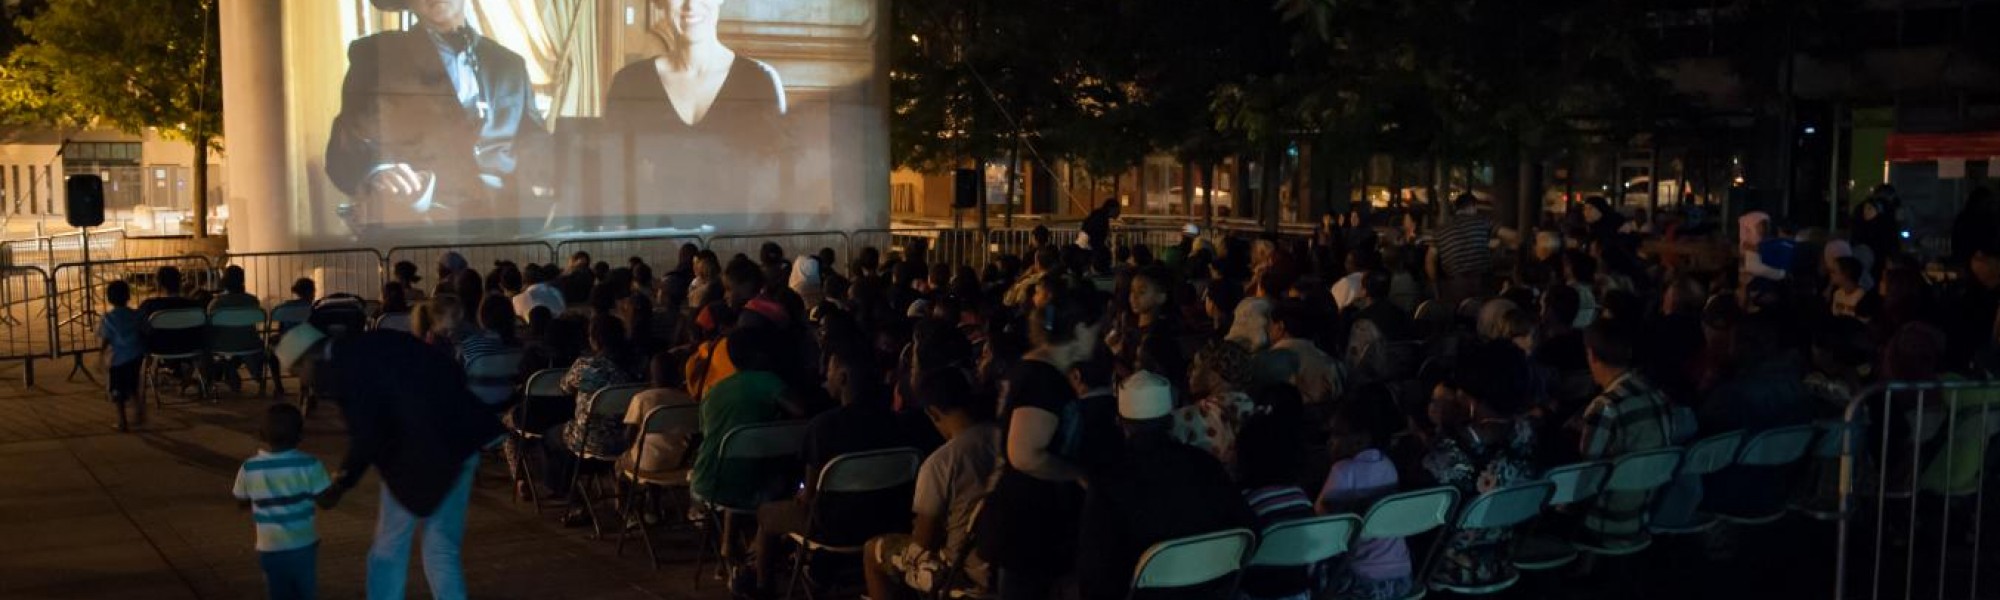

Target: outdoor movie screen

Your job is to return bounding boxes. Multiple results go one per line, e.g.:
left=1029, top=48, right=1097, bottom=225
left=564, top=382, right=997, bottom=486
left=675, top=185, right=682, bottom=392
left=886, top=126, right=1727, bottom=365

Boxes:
left=287, top=0, right=888, bottom=244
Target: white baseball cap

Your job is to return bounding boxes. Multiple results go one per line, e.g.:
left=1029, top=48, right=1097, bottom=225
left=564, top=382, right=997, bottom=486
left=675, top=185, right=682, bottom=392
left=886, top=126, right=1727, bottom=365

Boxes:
left=1118, top=370, right=1174, bottom=421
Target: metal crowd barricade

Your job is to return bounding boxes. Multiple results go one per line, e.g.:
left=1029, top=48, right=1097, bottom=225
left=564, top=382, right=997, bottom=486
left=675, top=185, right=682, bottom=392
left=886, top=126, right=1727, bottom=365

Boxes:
left=707, top=231, right=849, bottom=267
left=852, top=227, right=981, bottom=269
left=385, top=242, right=558, bottom=278
left=49, top=255, right=216, bottom=362
left=220, top=249, right=387, bottom=309
left=1108, top=226, right=1188, bottom=254
left=986, top=225, right=1081, bottom=261
left=1834, top=379, right=2000, bottom=600
left=553, top=236, right=706, bottom=271
left=0, top=266, right=54, bottom=386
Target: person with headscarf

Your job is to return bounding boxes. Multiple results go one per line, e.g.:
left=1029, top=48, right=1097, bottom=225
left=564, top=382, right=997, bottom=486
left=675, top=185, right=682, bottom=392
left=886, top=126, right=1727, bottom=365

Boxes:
left=1225, top=296, right=1274, bottom=352
left=789, top=254, right=826, bottom=308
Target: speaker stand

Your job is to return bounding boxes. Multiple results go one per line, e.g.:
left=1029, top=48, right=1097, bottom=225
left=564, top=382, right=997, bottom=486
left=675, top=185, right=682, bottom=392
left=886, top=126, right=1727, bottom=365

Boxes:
left=65, top=225, right=98, bottom=384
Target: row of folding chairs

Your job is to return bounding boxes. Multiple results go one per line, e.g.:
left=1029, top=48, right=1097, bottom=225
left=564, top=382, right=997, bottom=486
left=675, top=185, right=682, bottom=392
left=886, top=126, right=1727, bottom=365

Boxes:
left=511, top=371, right=911, bottom=597
left=142, top=307, right=281, bottom=405
left=1124, top=422, right=1825, bottom=599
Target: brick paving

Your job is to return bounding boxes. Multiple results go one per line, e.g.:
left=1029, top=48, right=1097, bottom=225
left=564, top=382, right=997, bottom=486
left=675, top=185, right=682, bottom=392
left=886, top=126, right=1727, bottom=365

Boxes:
left=0, top=361, right=733, bottom=599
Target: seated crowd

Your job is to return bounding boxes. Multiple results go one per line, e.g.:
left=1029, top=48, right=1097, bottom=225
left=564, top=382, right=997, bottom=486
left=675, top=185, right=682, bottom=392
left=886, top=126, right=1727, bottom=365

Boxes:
left=117, top=187, right=2000, bottom=599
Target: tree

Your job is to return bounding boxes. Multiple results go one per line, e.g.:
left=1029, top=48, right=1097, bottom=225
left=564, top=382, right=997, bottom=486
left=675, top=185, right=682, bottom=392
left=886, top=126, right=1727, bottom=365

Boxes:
left=0, top=0, right=221, bottom=236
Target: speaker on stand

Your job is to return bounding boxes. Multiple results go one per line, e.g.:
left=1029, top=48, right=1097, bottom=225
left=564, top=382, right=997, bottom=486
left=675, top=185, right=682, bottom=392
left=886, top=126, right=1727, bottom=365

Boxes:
left=63, top=174, right=106, bottom=384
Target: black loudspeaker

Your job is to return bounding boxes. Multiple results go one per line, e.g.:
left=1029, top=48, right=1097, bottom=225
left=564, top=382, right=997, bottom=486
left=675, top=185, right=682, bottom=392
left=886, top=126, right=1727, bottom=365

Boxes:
left=953, top=168, right=980, bottom=209
left=65, top=174, right=105, bottom=228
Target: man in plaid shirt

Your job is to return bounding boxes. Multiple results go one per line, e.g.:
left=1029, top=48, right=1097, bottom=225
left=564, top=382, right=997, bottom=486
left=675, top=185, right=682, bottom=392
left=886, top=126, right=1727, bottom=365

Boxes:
left=1576, top=322, right=1673, bottom=546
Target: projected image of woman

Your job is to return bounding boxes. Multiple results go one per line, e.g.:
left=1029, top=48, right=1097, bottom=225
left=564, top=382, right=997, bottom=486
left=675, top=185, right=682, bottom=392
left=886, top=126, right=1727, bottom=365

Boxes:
left=604, top=0, right=788, bottom=225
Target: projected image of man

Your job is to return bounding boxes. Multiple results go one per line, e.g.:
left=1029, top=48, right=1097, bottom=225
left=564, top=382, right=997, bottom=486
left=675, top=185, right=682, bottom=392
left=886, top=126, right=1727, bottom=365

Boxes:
left=326, top=0, right=550, bottom=232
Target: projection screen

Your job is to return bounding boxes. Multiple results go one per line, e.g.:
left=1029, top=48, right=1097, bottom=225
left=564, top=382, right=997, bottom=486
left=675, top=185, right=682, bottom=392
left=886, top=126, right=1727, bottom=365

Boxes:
left=282, top=0, right=888, bottom=245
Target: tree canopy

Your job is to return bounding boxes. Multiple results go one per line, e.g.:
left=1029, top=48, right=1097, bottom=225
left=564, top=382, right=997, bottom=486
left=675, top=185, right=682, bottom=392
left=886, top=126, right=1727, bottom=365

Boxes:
left=0, top=0, right=221, bottom=148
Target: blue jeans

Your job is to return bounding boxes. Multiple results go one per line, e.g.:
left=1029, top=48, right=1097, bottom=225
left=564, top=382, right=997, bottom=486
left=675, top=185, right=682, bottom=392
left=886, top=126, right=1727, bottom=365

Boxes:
left=366, top=455, right=477, bottom=600
left=260, top=542, right=318, bottom=600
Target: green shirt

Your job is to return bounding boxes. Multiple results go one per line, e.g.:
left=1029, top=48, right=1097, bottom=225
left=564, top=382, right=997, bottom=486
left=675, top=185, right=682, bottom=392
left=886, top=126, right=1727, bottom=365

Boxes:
left=692, top=370, right=785, bottom=508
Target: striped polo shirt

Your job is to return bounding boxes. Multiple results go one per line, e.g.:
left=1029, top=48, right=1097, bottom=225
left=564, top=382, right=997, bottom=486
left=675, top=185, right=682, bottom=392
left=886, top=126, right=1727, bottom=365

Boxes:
left=1434, top=213, right=1494, bottom=278
left=232, top=449, right=332, bottom=552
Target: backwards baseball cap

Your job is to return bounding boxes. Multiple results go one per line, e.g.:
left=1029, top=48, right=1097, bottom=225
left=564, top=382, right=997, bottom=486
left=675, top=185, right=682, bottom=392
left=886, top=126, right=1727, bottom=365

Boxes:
left=274, top=323, right=330, bottom=368
left=1118, top=370, right=1174, bottom=421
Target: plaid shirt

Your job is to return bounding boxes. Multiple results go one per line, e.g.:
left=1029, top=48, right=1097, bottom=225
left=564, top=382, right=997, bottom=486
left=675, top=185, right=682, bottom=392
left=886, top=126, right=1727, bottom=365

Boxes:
left=1579, top=371, right=1673, bottom=460
left=1577, top=370, right=1674, bottom=545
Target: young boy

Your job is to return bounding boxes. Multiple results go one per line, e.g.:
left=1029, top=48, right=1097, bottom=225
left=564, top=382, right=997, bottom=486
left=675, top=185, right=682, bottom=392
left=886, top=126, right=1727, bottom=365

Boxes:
left=232, top=404, right=331, bottom=600
left=98, top=281, right=145, bottom=431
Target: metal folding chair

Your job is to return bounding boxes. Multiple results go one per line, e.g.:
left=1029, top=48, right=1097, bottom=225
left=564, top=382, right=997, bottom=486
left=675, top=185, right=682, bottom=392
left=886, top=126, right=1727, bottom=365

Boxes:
left=784, top=448, right=923, bottom=599
left=1126, top=528, right=1257, bottom=600
left=618, top=402, right=701, bottom=569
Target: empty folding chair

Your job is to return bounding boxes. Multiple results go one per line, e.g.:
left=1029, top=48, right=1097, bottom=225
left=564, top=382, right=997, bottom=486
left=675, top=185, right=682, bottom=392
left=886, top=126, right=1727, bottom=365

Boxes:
left=1575, top=447, right=1684, bottom=557
left=266, top=303, right=312, bottom=400
left=1359, top=486, right=1462, bottom=600
left=1513, top=461, right=1612, bottom=572
left=1127, top=528, right=1257, bottom=600
left=1430, top=481, right=1554, bottom=595
left=785, top=448, right=924, bottom=599
left=1651, top=431, right=1745, bottom=535
left=465, top=349, right=524, bottom=407
left=1245, top=514, right=1360, bottom=599
left=1716, top=424, right=1815, bottom=525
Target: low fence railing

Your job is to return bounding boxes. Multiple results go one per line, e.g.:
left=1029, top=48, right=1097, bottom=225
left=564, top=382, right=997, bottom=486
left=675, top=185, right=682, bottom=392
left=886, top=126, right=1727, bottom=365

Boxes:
left=707, top=231, right=850, bottom=270
left=0, top=266, right=53, bottom=386
left=554, top=236, right=705, bottom=272
left=219, top=249, right=387, bottom=310
left=384, top=242, right=558, bottom=278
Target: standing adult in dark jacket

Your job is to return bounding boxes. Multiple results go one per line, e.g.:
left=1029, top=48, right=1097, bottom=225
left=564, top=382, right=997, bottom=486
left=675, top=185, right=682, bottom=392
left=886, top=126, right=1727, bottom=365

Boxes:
left=281, top=326, right=504, bottom=600
left=1076, top=372, right=1254, bottom=600
left=325, top=0, right=550, bottom=233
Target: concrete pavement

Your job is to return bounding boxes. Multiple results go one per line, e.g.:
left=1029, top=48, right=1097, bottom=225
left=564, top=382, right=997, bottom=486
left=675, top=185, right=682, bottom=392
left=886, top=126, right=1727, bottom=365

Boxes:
left=0, top=359, right=733, bottom=599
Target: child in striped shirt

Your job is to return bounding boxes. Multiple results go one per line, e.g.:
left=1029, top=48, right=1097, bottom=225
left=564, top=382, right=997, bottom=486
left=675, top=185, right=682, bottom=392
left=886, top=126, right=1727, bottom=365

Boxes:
left=232, top=404, right=331, bottom=600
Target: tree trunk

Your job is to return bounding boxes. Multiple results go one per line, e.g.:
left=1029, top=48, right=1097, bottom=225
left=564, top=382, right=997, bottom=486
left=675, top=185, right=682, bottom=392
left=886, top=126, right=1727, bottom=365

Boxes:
left=1203, top=162, right=1217, bottom=233
left=193, top=136, right=210, bottom=238
left=1180, top=160, right=1194, bottom=220
left=1004, top=139, right=1020, bottom=228
left=1260, top=145, right=1283, bottom=234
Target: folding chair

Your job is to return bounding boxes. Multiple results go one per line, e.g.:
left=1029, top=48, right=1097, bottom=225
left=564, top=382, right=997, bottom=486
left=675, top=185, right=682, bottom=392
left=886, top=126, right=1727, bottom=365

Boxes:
left=618, top=402, right=701, bottom=570
left=785, top=448, right=924, bottom=600
left=373, top=311, right=413, bottom=333
left=207, top=307, right=270, bottom=397
left=1716, top=424, right=1815, bottom=525
left=1360, top=486, right=1462, bottom=600
left=1513, top=460, right=1612, bottom=571
left=1127, top=528, right=1256, bottom=600
left=145, top=308, right=210, bottom=407
left=465, top=349, right=524, bottom=407
left=510, top=368, right=570, bottom=515
left=1246, top=514, right=1360, bottom=599
left=571, top=383, right=647, bottom=537
left=695, top=420, right=810, bottom=589
left=1650, top=431, right=1745, bottom=535
left=1574, top=447, right=1684, bottom=557
left=1430, top=481, right=1554, bottom=595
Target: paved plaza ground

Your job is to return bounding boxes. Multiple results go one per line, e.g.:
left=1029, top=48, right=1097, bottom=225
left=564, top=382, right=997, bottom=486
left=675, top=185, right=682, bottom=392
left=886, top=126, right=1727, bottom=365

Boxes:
left=0, top=358, right=733, bottom=599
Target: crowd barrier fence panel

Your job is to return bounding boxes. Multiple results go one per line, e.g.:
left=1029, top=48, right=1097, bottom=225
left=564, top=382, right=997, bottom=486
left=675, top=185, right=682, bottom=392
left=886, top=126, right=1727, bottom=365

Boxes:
left=851, top=228, right=981, bottom=270
left=123, top=234, right=222, bottom=263
left=2, top=228, right=127, bottom=268
left=985, top=226, right=1081, bottom=262
left=1108, top=226, right=1189, bottom=255
left=220, top=249, right=387, bottom=310
left=553, top=236, right=707, bottom=271
left=385, top=242, right=558, bottom=280
left=707, top=231, right=849, bottom=269
left=50, top=255, right=217, bottom=361
left=0, top=266, right=53, bottom=386
left=1834, top=379, right=2000, bottom=600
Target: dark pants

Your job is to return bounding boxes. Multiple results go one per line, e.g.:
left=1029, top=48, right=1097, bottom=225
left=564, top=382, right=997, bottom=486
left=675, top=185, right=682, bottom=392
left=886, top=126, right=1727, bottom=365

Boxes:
left=259, top=542, right=318, bottom=600
left=108, top=360, right=142, bottom=403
